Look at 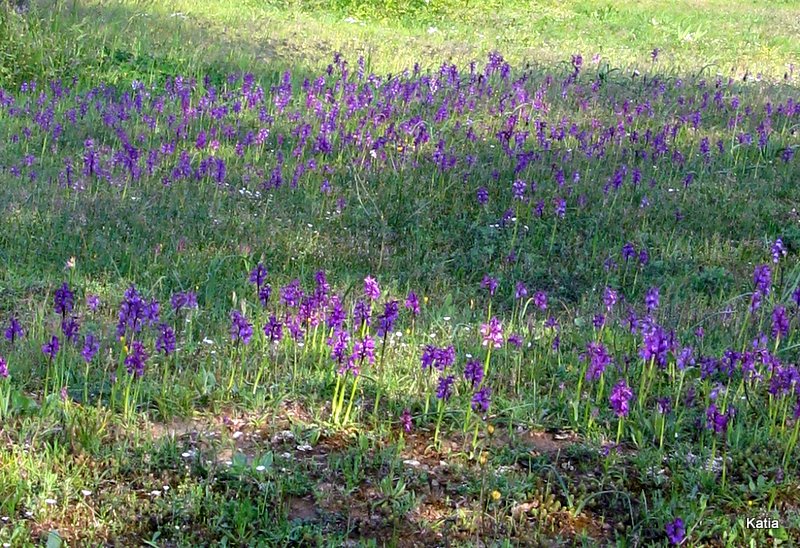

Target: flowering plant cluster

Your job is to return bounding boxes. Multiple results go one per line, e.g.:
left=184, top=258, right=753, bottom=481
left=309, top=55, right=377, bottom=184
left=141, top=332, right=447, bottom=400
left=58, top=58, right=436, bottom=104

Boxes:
left=0, top=50, right=799, bottom=544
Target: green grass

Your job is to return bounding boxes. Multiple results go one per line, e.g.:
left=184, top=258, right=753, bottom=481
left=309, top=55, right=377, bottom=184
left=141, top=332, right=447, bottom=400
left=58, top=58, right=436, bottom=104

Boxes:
left=1, top=0, right=800, bottom=546
left=2, top=0, right=799, bottom=89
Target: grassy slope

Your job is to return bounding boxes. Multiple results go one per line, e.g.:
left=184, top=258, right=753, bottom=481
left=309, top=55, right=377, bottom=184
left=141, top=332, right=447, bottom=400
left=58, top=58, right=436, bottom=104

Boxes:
left=0, top=1, right=799, bottom=546
left=3, top=0, right=800, bottom=88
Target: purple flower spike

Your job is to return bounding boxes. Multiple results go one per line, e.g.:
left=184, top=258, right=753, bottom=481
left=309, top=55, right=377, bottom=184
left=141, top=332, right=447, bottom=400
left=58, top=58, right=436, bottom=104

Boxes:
left=280, top=279, right=303, bottom=308
left=61, top=316, right=81, bottom=344
left=125, top=340, right=149, bottom=377
left=639, top=325, right=668, bottom=368
left=603, top=286, right=618, bottom=311
left=263, top=315, right=284, bottom=343
left=401, top=408, right=413, bottom=432
left=481, top=275, right=498, bottom=296
left=665, top=518, right=685, bottom=545
left=82, top=333, right=100, bottom=363
left=327, top=329, right=351, bottom=364
left=170, top=291, right=198, bottom=312
left=4, top=317, right=24, bottom=344
left=481, top=317, right=504, bottom=348
left=421, top=345, right=455, bottom=371
left=553, top=196, right=566, bottom=218
left=249, top=263, right=268, bottom=287
left=677, top=347, right=695, bottom=370
left=476, top=186, right=489, bottom=205
left=771, top=238, right=787, bottom=264
left=622, top=242, right=637, bottom=261
left=42, top=335, right=60, bottom=360
left=464, top=359, right=484, bottom=387
left=471, top=386, right=491, bottom=412
left=772, top=305, right=789, bottom=340
left=645, top=286, right=660, bottom=312
left=353, top=335, right=376, bottom=365
left=749, top=292, right=762, bottom=313
left=326, top=296, right=346, bottom=329
left=54, top=282, right=74, bottom=316
left=86, top=294, right=100, bottom=312
left=507, top=333, right=523, bottom=348
left=258, top=284, right=272, bottom=307
left=156, top=324, right=176, bottom=355
left=436, top=374, right=455, bottom=401
left=753, top=264, right=772, bottom=296
left=377, top=300, right=399, bottom=337
left=511, top=180, right=526, bottom=201
left=705, top=403, right=734, bottom=435
left=144, top=299, right=160, bottom=326
left=354, top=299, right=372, bottom=327
left=0, top=356, right=8, bottom=379
left=117, top=285, right=148, bottom=338
left=364, top=276, right=381, bottom=301
left=404, top=291, right=420, bottom=316
left=584, top=342, right=612, bottom=381
left=314, top=270, right=330, bottom=300
left=609, top=379, right=633, bottom=418
left=230, top=310, right=253, bottom=345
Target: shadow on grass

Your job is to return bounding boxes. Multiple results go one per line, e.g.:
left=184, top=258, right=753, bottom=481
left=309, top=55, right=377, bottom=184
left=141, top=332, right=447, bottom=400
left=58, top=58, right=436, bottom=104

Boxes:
left=8, top=0, right=331, bottom=89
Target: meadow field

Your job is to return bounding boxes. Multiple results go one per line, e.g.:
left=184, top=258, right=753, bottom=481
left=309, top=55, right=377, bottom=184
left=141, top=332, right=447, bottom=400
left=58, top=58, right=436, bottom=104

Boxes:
left=1, top=0, right=800, bottom=545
